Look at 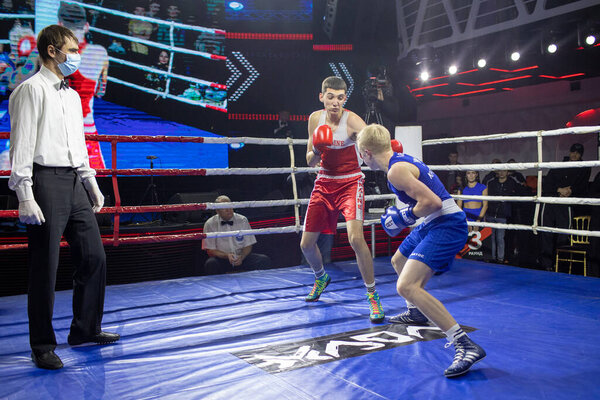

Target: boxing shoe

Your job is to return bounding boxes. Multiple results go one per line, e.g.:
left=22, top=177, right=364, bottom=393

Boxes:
left=389, top=307, right=429, bottom=325
left=444, top=335, right=486, bottom=377
left=305, top=274, right=331, bottom=302
left=367, top=290, right=385, bottom=323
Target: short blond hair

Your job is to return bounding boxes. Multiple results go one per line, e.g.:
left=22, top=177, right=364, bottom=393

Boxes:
left=357, top=124, right=391, bottom=155
left=215, top=195, right=231, bottom=203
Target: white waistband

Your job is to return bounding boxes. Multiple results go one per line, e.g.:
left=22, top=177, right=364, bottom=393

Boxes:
left=317, top=171, right=364, bottom=180
left=422, top=198, right=462, bottom=224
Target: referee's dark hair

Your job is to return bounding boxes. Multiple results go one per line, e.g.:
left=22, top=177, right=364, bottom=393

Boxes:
left=37, top=24, right=78, bottom=62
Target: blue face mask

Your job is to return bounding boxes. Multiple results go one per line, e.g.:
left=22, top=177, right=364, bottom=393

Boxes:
left=55, top=48, right=81, bottom=76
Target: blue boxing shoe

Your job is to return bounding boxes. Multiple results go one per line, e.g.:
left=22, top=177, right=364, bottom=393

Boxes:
left=444, top=335, right=486, bottom=377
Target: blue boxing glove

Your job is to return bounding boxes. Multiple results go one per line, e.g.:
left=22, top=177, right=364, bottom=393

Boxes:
left=381, top=206, right=417, bottom=237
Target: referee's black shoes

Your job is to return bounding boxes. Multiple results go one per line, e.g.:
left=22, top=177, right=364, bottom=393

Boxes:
left=68, top=331, right=120, bottom=346
left=31, top=350, right=63, bottom=370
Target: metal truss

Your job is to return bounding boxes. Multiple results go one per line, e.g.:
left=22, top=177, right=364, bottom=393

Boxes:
left=396, top=0, right=600, bottom=57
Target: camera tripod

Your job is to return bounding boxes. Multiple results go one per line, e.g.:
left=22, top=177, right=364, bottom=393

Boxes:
left=364, top=102, right=383, bottom=125
left=139, top=155, right=161, bottom=222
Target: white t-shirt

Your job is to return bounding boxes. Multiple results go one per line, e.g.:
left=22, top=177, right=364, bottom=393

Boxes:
left=202, top=212, right=257, bottom=254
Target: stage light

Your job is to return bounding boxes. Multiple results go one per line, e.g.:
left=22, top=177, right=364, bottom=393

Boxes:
left=547, top=43, right=558, bottom=54
left=420, top=71, right=430, bottom=81
left=448, top=65, right=458, bottom=75
left=510, top=51, right=520, bottom=61
left=585, top=34, right=596, bottom=45
left=477, top=58, right=486, bottom=68
left=230, top=142, right=245, bottom=150
left=228, top=1, right=244, bottom=11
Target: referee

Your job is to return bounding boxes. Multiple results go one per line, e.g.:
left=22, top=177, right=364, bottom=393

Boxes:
left=8, top=25, right=118, bottom=370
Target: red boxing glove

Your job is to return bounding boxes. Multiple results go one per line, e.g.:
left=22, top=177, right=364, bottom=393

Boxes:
left=391, top=139, right=403, bottom=153
left=312, top=124, right=333, bottom=155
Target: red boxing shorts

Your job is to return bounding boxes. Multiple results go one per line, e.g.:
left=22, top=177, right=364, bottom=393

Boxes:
left=304, top=173, right=365, bottom=234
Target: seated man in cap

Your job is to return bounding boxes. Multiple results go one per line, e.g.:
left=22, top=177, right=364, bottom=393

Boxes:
left=539, top=143, right=591, bottom=271
left=202, top=195, right=272, bottom=274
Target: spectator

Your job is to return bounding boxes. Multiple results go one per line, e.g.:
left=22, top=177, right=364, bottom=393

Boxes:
left=482, top=159, right=501, bottom=186
left=507, top=158, right=527, bottom=185
left=144, top=49, right=171, bottom=96
left=128, top=1, right=153, bottom=59
left=157, top=3, right=184, bottom=47
left=457, top=170, right=488, bottom=231
left=439, top=150, right=465, bottom=192
left=274, top=110, right=293, bottom=138
left=448, top=173, right=463, bottom=196
left=486, top=168, right=520, bottom=263
left=146, top=0, right=161, bottom=18
left=202, top=195, right=272, bottom=274
left=538, top=143, right=591, bottom=271
left=145, top=1, right=161, bottom=41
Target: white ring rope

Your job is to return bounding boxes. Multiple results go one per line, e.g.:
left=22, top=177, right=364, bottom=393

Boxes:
left=107, top=57, right=224, bottom=89
left=61, top=1, right=224, bottom=35
left=429, top=160, right=600, bottom=171
left=106, top=76, right=224, bottom=109
left=203, top=219, right=382, bottom=240
left=422, top=126, right=600, bottom=145
left=452, top=195, right=600, bottom=205
left=4, top=125, right=600, bottom=248
left=0, top=13, right=34, bottom=19
left=89, top=26, right=218, bottom=60
left=203, top=195, right=396, bottom=211
left=57, top=0, right=227, bottom=109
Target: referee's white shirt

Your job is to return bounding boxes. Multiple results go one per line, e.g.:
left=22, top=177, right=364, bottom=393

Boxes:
left=8, top=65, right=95, bottom=202
left=202, top=213, right=257, bottom=254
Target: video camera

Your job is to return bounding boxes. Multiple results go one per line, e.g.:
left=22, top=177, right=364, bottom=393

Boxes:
left=362, top=66, right=389, bottom=103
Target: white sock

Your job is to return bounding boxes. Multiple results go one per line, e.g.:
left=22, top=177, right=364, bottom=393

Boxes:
left=444, top=324, right=466, bottom=343
left=406, top=300, right=417, bottom=309
left=312, top=265, right=325, bottom=279
left=365, top=281, right=376, bottom=293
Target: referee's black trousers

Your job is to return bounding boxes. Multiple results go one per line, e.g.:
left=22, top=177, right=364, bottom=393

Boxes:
left=27, top=165, right=106, bottom=354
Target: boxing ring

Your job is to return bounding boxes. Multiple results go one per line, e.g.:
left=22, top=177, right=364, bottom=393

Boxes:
left=0, top=126, right=600, bottom=399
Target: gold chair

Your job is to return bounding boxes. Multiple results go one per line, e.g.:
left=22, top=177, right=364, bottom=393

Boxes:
left=555, top=215, right=591, bottom=276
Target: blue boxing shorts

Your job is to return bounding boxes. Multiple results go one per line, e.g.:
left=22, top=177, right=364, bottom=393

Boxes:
left=398, top=211, right=468, bottom=273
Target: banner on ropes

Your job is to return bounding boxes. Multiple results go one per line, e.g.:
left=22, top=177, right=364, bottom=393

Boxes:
left=457, top=227, right=492, bottom=261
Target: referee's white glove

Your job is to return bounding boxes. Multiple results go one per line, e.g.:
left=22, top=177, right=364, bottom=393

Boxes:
left=18, top=199, right=45, bottom=225
left=83, top=178, right=104, bottom=213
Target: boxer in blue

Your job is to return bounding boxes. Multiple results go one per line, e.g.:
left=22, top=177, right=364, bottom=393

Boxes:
left=357, top=124, right=486, bottom=377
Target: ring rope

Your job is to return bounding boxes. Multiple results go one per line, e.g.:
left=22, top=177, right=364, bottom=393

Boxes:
left=0, top=13, right=34, bottom=19
left=287, top=137, right=301, bottom=226
left=532, top=130, right=544, bottom=233
left=421, top=126, right=600, bottom=146
left=89, top=26, right=224, bottom=60
left=105, top=76, right=227, bottom=111
left=0, top=195, right=397, bottom=218
left=0, top=219, right=383, bottom=251
left=2, top=124, right=600, bottom=248
left=61, top=0, right=225, bottom=35
left=429, top=160, right=600, bottom=171
left=108, top=57, right=226, bottom=89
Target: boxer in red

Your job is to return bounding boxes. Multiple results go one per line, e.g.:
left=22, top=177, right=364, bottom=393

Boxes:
left=58, top=3, right=108, bottom=170
left=302, top=76, right=384, bottom=323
